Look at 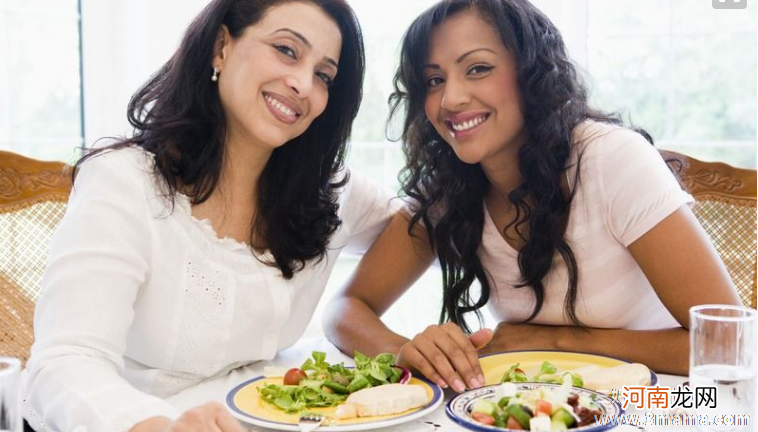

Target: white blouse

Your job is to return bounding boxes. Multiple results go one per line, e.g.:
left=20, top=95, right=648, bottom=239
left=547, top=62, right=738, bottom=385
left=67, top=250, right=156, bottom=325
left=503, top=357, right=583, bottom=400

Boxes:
left=22, top=147, right=396, bottom=432
left=483, top=121, right=693, bottom=329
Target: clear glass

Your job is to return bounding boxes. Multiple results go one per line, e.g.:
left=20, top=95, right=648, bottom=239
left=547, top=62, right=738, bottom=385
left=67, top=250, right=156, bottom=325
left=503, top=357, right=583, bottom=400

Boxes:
left=0, top=357, right=21, bottom=432
left=690, top=305, right=757, bottom=431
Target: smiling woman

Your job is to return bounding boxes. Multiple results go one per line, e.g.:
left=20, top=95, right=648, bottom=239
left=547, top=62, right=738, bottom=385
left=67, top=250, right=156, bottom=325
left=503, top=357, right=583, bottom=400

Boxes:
left=324, top=0, right=743, bottom=398
left=20, top=1, right=398, bottom=432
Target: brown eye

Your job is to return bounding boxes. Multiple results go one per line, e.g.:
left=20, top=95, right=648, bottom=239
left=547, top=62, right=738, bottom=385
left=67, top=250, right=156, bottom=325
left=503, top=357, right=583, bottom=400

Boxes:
left=426, top=76, right=444, bottom=87
left=273, top=44, right=297, bottom=59
left=316, top=72, right=334, bottom=87
left=468, top=64, right=494, bottom=75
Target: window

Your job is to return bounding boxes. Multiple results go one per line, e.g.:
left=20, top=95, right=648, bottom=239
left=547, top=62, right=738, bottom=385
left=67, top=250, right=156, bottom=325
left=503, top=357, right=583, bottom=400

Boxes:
left=0, top=0, right=83, bottom=163
left=586, top=0, right=756, bottom=168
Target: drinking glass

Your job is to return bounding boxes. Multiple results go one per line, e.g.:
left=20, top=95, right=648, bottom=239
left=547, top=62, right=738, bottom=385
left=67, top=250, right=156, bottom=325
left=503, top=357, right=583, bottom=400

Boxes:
left=690, top=305, right=757, bottom=431
left=0, top=357, right=21, bottom=432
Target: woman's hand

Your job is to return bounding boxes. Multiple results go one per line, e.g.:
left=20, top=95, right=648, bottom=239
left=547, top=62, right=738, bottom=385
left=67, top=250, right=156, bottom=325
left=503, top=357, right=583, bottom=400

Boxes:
left=130, top=402, right=247, bottom=432
left=396, top=323, right=493, bottom=392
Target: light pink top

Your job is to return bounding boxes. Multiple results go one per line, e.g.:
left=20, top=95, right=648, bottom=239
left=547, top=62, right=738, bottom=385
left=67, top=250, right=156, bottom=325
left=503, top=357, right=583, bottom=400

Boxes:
left=482, top=121, right=693, bottom=330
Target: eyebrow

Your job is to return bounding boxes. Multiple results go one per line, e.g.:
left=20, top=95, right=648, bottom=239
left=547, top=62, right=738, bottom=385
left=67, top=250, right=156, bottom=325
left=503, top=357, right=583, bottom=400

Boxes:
left=271, top=28, right=339, bottom=69
left=423, top=48, right=497, bottom=70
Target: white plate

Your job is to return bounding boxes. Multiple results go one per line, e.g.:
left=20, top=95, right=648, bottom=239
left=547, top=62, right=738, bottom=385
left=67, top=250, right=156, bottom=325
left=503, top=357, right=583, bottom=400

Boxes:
left=446, top=382, right=623, bottom=432
left=226, top=374, right=444, bottom=431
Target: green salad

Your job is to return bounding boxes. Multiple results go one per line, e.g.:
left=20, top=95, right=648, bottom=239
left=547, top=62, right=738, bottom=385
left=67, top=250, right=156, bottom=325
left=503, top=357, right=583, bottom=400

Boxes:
left=501, top=361, right=584, bottom=388
left=258, top=351, right=410, bottom=413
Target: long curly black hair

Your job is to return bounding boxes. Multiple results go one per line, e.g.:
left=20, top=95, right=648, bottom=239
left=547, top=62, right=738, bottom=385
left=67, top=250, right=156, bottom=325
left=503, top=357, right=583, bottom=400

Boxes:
left=389, top=0, right=652, bottom=332
left=76, top=0, right=365, bottom=279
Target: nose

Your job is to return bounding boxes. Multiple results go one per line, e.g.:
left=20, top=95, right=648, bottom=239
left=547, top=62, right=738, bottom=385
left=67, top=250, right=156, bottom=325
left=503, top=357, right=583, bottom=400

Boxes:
left=283, top=67, right=313, bottom=99
left=440, top=76, right=470, bottom=111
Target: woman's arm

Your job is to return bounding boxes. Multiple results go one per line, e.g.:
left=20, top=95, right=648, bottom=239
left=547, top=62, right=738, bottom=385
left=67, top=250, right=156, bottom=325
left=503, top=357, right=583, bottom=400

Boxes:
left=324, top=212, right=491, bottom=391
left=481, top=204, right=741, bottom=375
left=24, top=150, right=183, bottom=432
left=324, top=212, right=435, bottom=357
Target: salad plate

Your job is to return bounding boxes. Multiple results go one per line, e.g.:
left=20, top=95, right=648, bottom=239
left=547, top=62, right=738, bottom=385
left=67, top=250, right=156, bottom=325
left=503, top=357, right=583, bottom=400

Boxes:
left=446, top=382, right=623, bottom=432
left=480, top=350, right=657, bottom=389
left=227, top=375, right=442, bottom=431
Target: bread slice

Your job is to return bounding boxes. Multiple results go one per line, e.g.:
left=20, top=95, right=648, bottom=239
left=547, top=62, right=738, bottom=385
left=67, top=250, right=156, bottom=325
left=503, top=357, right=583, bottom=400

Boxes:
left=334, top=384, right=427, bottom=419
left=580, top=363, right=651, bottom=391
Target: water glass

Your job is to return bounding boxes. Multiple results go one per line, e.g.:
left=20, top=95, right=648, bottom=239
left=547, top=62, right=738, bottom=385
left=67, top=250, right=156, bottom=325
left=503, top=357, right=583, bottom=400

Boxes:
left=0, top=357, right=21, bottom=432
left=690, top=305, right=757, bottom=431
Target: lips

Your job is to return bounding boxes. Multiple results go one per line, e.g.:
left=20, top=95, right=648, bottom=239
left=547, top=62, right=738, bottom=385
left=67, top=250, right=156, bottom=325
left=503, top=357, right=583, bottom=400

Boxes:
left=263, top=92, right=302, bottom=124
left=443, top=112, right=490, bottom=137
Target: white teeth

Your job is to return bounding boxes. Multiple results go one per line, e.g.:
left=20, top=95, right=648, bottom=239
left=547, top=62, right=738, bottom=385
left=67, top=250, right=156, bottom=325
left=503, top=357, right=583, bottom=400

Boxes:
left=452, top=115, right=486, bottom=132
left=265, top=95, right=296, bottom=117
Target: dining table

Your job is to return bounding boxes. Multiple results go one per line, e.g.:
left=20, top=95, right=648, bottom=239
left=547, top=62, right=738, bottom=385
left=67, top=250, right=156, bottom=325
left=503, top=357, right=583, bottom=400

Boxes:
left=167, top=337, right=690, bottom=432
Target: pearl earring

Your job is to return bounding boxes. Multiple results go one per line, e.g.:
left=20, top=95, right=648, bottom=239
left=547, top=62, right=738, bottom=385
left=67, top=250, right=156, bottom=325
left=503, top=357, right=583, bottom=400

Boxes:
left=211, top=67, right=220, bottom=82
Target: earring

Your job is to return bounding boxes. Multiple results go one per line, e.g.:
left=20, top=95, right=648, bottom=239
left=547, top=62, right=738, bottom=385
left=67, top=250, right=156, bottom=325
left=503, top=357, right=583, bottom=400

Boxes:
left=211, top=67, right=220, bottom=82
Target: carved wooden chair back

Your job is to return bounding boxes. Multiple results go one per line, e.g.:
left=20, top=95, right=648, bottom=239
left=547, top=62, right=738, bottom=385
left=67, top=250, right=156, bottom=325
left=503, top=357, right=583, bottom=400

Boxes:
left=0, top=150, right=72, bottom=364
left=662, top=150, right=757, bottom=309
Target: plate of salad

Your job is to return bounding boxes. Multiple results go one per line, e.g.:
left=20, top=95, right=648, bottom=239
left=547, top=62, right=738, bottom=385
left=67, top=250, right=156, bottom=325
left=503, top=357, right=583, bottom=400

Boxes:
left=226, top=351, right=443, bottom=431
left=446, top=382, right=623, bottom=431
left=480, top=351, right=656, bottom=392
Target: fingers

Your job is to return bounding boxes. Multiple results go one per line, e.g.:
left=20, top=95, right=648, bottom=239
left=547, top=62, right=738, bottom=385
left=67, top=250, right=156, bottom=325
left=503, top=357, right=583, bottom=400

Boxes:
left=215, top=407, right=247, bottom=432
left=399, top=324, right=485, bottom=393
left=470, top=328, right=494, bottom=349
left=440, top=323, right=486, bottom=390
left=167, top=402, right=247, bottom=432
left=398, top=342, right=448, bottom=389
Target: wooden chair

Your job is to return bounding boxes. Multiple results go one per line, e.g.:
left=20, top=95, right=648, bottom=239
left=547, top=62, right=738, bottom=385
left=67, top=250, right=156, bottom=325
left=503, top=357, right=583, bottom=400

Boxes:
left=662, top=150, right=757, bottom=309
left=0, top=150, right=72, bottom=364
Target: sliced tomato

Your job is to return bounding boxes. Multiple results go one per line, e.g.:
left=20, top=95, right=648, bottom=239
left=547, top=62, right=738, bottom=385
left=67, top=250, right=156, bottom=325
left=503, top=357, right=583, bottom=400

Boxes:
left=536, top=399, right=552, bottom=416
left=471, top=412, right=495, bottom=425
left=506, top=416, right=524, bottom=430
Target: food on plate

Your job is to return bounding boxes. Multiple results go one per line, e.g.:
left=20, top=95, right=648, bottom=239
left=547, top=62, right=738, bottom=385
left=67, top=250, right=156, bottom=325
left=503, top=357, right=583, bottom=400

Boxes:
left=258, top=351, right=415, bottom=413
left=579, top=363, right=650, bottom=391
left=500, top=362, right=584, bottom=388
left=470, top=382, right=603, bottom=431
left=500, top=360, right=651, bottom=391
left=333, top=384, right=428, bottom=419
left=283, top=368, right=308, bottom=385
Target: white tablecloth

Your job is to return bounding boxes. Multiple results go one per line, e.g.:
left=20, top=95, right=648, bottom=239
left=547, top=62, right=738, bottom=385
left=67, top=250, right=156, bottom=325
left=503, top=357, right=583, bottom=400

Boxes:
left=167, top=338, right=691, bottom=432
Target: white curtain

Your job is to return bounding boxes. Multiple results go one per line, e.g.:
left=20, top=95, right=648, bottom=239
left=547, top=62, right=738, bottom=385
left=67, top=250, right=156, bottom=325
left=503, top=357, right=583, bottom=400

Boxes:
left=81, top=0, right=209, bottom=145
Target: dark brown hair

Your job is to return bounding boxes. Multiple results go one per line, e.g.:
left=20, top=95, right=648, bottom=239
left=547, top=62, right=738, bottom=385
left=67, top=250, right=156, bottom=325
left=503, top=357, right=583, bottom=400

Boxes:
left=390, top=0, right=651, bottom=331
left=77, top=0, right=365, bottom=278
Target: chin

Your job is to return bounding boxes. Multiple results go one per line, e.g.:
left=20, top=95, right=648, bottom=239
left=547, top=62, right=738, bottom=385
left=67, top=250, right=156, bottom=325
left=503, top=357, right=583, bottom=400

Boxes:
left=451, top=148, right=485, bottom=165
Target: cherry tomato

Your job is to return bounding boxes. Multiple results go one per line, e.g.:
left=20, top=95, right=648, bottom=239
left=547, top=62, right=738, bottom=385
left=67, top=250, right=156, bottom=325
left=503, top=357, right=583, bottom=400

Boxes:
left=283, top=368, right=307, bottom=385
left=471, top=412, right=495, bottom=425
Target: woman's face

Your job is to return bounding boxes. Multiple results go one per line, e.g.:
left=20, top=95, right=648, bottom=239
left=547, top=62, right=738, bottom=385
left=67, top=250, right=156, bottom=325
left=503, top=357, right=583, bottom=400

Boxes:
left=423, top=10, right=526, bottom=166
left=214, top=2, right=342, bottom=152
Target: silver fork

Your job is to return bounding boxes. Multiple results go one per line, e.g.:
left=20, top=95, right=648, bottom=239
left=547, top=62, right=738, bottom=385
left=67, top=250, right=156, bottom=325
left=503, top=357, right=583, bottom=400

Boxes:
left=297, top=413, right=325, bottom=432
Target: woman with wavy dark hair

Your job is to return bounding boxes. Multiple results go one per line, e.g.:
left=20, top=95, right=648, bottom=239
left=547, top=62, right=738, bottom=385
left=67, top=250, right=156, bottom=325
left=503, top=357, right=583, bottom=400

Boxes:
left=326, top=0, right=740, bottom=391
left=23, top=1, right=393, bottom=431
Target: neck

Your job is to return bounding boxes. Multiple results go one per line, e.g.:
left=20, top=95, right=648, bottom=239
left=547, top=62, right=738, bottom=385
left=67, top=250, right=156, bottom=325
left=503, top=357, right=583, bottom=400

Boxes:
left=217, top=132, right=274, bottom=205
left=480, top=132, right=527, bottom=198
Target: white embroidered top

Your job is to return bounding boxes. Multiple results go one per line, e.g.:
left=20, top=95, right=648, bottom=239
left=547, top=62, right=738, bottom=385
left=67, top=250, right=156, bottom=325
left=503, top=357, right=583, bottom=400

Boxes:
left=22, top=147, right=395, bottom=432
left=482, top=121, right=693, bottom=329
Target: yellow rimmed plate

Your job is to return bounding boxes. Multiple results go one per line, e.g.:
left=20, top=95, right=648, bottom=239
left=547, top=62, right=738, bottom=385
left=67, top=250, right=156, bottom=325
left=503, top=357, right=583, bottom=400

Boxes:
left=480, top=350, right=657, bottom=388
left=226, top=375, right=443, bottom=431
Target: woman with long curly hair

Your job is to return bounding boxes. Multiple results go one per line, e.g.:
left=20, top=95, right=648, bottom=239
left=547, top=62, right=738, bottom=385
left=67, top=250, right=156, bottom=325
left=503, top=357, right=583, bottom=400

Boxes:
left=325, top=0, right=740, bottom=392
left=22, top=1, right=393, bottom=431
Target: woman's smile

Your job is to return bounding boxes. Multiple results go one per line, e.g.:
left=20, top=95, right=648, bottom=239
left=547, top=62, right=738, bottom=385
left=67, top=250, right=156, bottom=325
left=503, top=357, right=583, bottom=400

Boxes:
left=443, top=111, right=491, bottom=139
left=263, top=91, right=302, bottom=124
